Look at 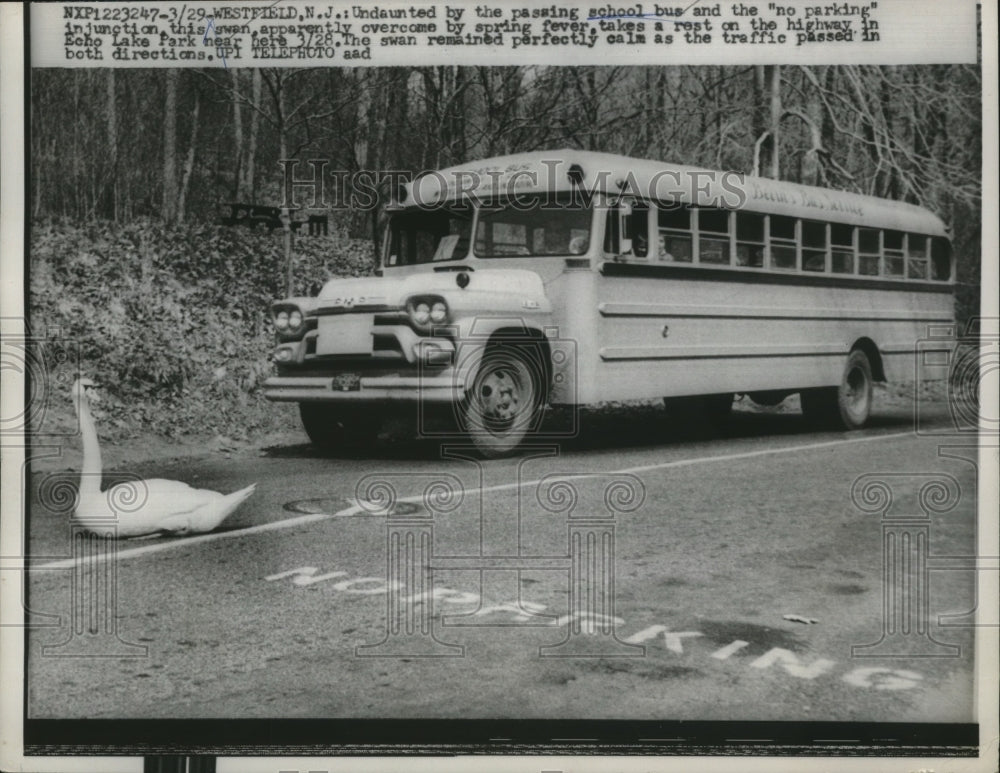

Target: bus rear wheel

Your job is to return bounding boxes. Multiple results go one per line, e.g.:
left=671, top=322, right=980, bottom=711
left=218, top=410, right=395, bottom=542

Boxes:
left=801, top=349, right=873, bottom=430
left=462, top=344, right=544, bottom=458
left=299, top=403, right=380, bottom=451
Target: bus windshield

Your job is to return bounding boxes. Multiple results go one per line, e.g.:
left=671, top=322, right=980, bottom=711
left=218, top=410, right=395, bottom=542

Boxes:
left=385, top=205, right=473, bottom=266
left=474, top=194, right=591, bottom=257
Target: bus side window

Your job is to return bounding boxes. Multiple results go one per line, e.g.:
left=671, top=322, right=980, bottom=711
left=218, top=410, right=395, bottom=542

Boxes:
left=802, top=220, right=828, bottom=272
left=627, top=203, right=650, bottom=259
left=831, top=223, right=855, bottom=274
left=736, top=212, right=765, bottom=268
left=883, top=230, right=905, bottom=276
left=656, top=203, right=693, bottom=262
left=931, top=237, right=952, bottom=280
left=698, top=209, right=730, bottom=265
left=858, top=228, right=880, bottom=275
left=769, top=215, right=797, bottom=270
left=906, top=233, right=929, bottom=279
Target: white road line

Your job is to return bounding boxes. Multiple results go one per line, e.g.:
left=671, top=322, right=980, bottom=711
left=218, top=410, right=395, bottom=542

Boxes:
left=32, top=508, right=375, bottom=570
left=711, top=639, right=751, bottom=660
left=32, top=430, right=913, bottom=570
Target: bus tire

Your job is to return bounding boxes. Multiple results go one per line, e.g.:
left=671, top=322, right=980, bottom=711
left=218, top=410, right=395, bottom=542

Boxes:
left=299, top=403, right=380, bottom=451
left=801, top=349, right=873, bottom=430
left=462, top=344, right=544, bottom=458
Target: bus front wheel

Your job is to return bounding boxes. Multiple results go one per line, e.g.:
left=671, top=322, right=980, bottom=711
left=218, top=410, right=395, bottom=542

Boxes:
left=462, top=344, right=544, bottom=458
left=801, top=350, right=873, bottom=430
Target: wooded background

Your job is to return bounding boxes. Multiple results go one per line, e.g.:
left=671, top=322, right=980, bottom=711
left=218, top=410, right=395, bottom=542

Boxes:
left=32, top=66, right=981, bottom=228
left=29, top=65, right=983, bottom=441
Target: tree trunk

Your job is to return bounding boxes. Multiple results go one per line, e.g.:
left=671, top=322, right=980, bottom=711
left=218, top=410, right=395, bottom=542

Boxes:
left=768, top=65, right=781, bottom=179
left=231, top=70, right=243, bottom=200
left=451, top=66, right=467, bottom=162
left=820, top=68, right=836, bottom=163
left=351, top=72, right=373, bottom=238
left=642, top=68, right=655, bottom=153
left=752, top=66, right=767, bottom=176
left=177, top=90, right=201, bottom=223
left=388, top=68, right=410, bottom=167
left=800, top=66, right=825, bottom=186
left=71, top=71, right=80, bottom=218
left=162, top=69, right=179, bottom=222
left=106, top=70, right=118, bottom=220
left=369, top=71, right=389, bottom=263
left=585, top=68, right=598, bottom=150
left=245, top=69, right=262, bottom=203
left=881, top=70, right=899, bottom=200
left=276, top=80, right=294, bottom=297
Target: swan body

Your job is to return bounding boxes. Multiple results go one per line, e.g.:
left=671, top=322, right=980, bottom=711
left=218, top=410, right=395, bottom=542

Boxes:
left=71, top=378, right=257, bottom=538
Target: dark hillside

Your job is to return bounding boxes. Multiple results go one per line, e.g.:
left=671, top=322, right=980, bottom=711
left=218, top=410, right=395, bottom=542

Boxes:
left=29, top=219, right=374, bottom=441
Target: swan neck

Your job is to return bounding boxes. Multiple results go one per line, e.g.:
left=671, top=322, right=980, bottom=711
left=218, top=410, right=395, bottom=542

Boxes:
left=76, top=393, right=103, bottom=498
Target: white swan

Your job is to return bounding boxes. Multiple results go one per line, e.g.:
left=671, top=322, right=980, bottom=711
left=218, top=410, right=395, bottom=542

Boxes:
left=71, top=378, right=257, bottom=538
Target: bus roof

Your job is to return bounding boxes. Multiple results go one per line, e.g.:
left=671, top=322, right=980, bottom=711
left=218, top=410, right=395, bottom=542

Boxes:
left=401, top=149, right=949, bottom=237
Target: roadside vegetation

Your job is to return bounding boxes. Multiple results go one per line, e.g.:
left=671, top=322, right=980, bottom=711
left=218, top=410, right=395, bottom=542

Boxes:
left=29, top=219, right=374, bottom=442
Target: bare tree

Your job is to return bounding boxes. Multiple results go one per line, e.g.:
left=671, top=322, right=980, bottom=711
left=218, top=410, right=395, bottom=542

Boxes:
left=162, top=69, right=179, bottom=223
left=106, top=70, right=118, bottom=220
left=177, top=86, right=202, bottom=223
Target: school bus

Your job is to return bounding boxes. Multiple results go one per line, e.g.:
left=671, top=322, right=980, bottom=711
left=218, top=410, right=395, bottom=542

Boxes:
left=263, top=150, right=955, bottom=456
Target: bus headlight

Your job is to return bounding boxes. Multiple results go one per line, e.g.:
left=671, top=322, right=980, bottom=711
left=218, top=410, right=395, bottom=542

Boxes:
left=407, top=296, right=448, bottom=329
left=413, top=302, right=431, bottom=325
left=275, top=310, right=289, bottom=331
left=288, top=309, right=303, bottom=332
left=430, top=301, right=448, bottom=324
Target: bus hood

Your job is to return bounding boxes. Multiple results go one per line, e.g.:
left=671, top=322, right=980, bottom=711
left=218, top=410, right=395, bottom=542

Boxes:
left=314, top=269, right=552, bottom=315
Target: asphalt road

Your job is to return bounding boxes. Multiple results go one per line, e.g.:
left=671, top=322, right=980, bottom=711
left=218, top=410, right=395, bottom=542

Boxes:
left=25, top=395, right=978, bottom=723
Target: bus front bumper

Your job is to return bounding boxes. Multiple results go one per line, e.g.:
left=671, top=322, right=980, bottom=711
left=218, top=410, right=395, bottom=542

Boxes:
left=262, top=373, right=464, bottom=403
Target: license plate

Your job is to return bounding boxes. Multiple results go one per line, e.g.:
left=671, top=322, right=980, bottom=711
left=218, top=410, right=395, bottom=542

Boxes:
left=331, top=373, right=361, bottom=392
left=316, top=315, right=373, bottom=355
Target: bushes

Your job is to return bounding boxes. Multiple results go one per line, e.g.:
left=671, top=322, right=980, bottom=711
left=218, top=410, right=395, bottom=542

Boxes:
left=30, top=218, right=375, bottom=441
